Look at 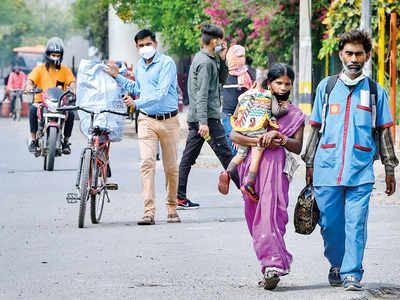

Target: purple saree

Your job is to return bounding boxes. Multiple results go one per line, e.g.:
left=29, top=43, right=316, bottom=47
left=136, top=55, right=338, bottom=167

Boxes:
left=237, top=104, right=305, bottom=275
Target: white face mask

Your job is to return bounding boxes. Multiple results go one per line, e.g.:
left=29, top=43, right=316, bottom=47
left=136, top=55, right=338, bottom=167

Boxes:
left=139, top=46, right=156, bottom=60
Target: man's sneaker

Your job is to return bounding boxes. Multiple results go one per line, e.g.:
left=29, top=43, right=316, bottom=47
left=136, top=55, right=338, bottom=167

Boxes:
left=62, top=141, right=71, bottom=155
left=29, top=140, right=39, bottom=153
left=343, top=276, right=362, bottom=291
left=177, top=198, right=200, bottom=210
left=328, top=267, right=343, bottom=287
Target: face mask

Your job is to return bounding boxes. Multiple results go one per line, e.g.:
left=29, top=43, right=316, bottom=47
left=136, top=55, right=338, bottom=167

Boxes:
left=340, top=71, right=366, bottom=86
left=15, top=71, right=20, bottom=75
left=139, top=46, right=156, bottom=60
left=49, top=56, right=61, bottom=67
left=274, top=90, right=291, bottom=102
left=214, top=45, right=223, bottom=53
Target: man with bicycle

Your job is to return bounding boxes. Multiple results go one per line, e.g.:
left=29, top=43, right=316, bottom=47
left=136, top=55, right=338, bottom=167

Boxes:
left=104, top=29, right=181, bottom=225
left=6, top=66, right=26, bottom=119
left=25, top=37, right=76, bottom=154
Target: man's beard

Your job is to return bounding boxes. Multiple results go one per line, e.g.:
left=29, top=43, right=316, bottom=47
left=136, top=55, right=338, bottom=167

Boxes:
left=341, top=58, right=364, bottom=77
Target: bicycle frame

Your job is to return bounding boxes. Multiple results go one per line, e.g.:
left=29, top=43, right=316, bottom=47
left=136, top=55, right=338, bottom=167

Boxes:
left=75, top=111, right=110, bottom=198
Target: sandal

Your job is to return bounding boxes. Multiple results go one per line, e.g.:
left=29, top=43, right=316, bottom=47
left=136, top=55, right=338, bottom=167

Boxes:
left=240, top=181, right=259, bottom=202
left=137, top=215, right=155, bottom=225
left=262, top=271, right=280, bottom=290
left=167, top=213, right=181, bottom=223
left=218, top=171, right=231, bottom=195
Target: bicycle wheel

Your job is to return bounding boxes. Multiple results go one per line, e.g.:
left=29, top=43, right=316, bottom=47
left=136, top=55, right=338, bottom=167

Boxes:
left=15, top=96, right=21, bottom=121
left=78, top=150, right=92, bottom=228
left=90, top=164, right=105, bottom=224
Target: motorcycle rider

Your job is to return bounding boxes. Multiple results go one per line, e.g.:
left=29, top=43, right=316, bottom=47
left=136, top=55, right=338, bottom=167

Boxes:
left=25, top=37, right=76, bottom=154
left=6, top=66, right=26, bottom=118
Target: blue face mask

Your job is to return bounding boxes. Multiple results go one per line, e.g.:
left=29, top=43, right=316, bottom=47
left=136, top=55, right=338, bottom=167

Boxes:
left=214, top=45, right=223, bottom=53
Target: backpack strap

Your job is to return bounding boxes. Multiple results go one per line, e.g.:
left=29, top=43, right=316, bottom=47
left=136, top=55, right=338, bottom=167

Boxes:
left=367, top=77, right=379, bottom=160
left=319, top=74, right=339, bottom=134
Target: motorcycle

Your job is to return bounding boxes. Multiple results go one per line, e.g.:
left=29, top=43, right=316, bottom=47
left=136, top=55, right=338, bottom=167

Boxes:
left=27, top=87, right=75, bottom=171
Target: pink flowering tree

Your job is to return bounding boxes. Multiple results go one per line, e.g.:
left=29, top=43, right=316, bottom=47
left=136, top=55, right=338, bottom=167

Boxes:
left=204, top=0, right=329, bottom=68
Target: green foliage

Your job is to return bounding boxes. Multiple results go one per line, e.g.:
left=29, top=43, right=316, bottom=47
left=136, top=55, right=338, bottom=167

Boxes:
left=109, top=0, right=209, bottom=57
left=319, top=0, right=400, bottom=59
left=203, top=0, right=331, bottom=68
left=0, top=0, right=33, bottom=66
left=73, top=0, right=109, bottom=57
left=0, top=0, right=73, bottom=67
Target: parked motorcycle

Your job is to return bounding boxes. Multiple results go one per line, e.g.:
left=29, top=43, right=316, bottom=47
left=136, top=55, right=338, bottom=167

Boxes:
left=26, top=87, right=75, bottom=171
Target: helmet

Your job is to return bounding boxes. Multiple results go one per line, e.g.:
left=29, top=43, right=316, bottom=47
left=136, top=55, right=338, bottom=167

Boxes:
left=294, top=184, right=320, bottom=235
left=45, top=37, right=64, bottom=68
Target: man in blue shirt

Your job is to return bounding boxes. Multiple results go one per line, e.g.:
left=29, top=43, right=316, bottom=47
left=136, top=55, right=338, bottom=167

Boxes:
left=302, top=30, right=398, bottom=291
left=105, top=29, right=181, bottom=225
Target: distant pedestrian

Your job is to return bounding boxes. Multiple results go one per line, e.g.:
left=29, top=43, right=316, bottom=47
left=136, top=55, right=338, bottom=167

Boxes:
left=302, top=29, right=398, bottom=291
left=105, top=29, right=181, bottom=225
left=176, top=24, right=240, bottom=209
left=221, top=45, right=256, bottom=154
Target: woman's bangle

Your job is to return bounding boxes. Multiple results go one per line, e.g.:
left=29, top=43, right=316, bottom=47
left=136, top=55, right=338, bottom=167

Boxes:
left=281, top=135, right=288, bottom=146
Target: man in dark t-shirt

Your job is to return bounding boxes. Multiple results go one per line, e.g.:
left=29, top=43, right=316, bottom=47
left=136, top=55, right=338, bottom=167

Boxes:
left=222, top=56, right=256, bottom=154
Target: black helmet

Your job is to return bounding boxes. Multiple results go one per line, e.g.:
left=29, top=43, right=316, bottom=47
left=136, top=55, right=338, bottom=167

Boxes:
left=45, top=37, right=64, bottom=69
left=294, top=184, right=320, bottom=235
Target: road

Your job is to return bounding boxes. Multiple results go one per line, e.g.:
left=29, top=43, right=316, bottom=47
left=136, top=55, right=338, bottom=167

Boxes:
left=0, top=116, right=399, bottom=300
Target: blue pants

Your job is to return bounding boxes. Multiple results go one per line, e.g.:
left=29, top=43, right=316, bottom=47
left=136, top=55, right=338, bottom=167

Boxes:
left=314, top=183, right=373, bottom=281
left=221, top=113, right=237, bottom=155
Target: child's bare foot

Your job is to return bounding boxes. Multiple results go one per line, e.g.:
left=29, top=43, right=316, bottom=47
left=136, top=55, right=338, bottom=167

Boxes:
left=241, top=180, right=259, bottom=202
left=218, top=171, right=231, bottom=194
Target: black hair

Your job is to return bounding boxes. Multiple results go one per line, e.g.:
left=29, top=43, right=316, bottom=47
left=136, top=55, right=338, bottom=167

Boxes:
left=245, top=56, right=253, bottom=66
left=134, top=29, right=156, bottom=44
left=201, top=24, right=224, bottom=45
left=262, top=63, right=295, bottom=88
left=338, top=29, right=372, bottom=53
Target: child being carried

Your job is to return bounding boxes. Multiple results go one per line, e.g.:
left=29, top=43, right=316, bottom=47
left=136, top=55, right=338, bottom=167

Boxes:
left=218, top=81, right=289, bottom=201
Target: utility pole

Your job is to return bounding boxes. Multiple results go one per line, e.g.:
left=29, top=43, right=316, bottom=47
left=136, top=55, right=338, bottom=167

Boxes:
left=360, top=0, right=372, bottom=77
left=298, top=0, right=312, bottom=115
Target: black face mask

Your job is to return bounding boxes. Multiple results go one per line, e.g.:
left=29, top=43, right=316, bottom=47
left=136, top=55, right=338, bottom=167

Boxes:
left=15, top=71, right=20, bottom=75
left=274, top=91, right=291, bottom=102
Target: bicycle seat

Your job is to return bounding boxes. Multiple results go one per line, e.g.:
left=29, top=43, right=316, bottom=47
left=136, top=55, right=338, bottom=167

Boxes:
left=93, top=126, right=110, bottom=136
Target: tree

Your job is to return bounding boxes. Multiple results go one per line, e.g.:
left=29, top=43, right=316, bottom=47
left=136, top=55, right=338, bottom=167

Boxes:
left=0, top=0, right=33, bottom=67
left=318, top=0, right=400, bottom=59
left=204, top=0, right=330, bottom=68
left=109, top=0, right=208, bottom=58
left=73, top=0, right=109, bottom=58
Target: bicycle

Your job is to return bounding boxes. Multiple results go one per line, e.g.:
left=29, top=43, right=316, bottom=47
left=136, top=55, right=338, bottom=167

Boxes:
left=59, top=105, right=128, bottom=228
left=8, top=88, right=24, bottom=121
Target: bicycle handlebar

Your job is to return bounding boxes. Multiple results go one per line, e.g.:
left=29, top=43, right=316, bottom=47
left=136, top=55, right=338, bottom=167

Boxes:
left=57, top=105, right=129, bottom=116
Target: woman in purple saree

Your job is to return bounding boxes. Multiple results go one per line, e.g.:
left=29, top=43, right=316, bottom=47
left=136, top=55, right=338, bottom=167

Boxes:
left=230, top=64, right=305, bottom=290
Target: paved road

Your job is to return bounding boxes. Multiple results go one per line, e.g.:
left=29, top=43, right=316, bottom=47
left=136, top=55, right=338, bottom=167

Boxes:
left=0, top=117, right=399, bottom=300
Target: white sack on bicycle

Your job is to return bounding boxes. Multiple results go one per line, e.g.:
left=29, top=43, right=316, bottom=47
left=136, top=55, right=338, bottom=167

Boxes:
left=76, top=59, right=126, bottom=142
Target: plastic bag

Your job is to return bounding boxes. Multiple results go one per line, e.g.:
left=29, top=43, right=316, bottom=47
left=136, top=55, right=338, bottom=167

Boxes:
left=76, top=59, right=126, bottom=142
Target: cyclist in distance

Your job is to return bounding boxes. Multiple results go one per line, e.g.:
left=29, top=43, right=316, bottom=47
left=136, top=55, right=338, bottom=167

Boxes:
left=6, top=66, right=26, bottom=118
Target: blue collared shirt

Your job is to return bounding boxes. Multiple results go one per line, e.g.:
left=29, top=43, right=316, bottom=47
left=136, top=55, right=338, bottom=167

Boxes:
left=115, top=51, right=178, bottom=115
left=310, top=76, right=393, bottom=187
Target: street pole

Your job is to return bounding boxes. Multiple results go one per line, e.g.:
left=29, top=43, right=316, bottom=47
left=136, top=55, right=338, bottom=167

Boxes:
left=360, top=0, right=372, bottom=77
left=378, top=8, right=385, bottom=87
left=298, top=0, right=312, bottom=115
left=390, top=13, right=397, bottom=144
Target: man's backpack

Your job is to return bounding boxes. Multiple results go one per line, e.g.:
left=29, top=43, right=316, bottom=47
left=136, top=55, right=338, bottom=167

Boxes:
left=319, top=74, right=379, bottom=160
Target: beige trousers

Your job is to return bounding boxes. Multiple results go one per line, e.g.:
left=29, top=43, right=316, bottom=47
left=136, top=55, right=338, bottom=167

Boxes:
left=137, top=113, right=180, bottom=216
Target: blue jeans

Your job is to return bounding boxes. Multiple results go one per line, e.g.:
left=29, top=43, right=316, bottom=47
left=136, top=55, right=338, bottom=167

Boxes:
left=221, top=112, right=237, bottom=155
left=314, top=183, right=373, bottom=281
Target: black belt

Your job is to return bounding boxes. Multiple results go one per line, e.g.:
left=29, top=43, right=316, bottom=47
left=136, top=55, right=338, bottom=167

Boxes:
left=140, top=109, right=178, bottom=120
